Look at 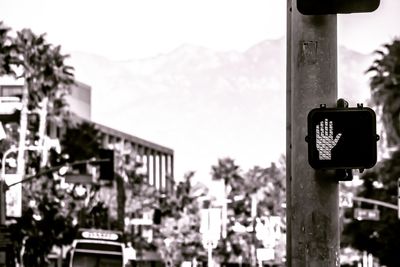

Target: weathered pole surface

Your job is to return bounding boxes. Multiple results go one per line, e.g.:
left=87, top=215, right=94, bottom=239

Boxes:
left=286, top=0, right=340, bottom=266
left=0, top=182, right=5, bottom=225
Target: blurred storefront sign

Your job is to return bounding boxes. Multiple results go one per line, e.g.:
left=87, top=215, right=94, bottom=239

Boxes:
left=257, top=247, right=275, bottom=261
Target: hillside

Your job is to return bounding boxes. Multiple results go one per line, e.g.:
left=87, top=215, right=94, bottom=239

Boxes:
left=67, top=39, right=374, bottom=180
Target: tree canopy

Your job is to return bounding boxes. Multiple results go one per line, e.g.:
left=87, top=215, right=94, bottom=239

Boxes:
left=342, top=38, right=400, bottom=267
left=211, top=157, right=286, bottom=265
left=0, top=22, right=76, bottom=266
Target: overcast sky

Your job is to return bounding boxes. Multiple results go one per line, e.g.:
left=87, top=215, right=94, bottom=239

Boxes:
left=0, top=0, right=398, bottom=60
left=0, top=0, right=399, bottom=181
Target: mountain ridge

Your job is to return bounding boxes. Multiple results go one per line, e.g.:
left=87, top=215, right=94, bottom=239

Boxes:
left=67, top=39, right=375, bottom=180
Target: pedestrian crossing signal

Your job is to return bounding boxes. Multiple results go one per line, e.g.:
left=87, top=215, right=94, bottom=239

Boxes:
left=297, top=0, right=380, bottom=15
left=307, top=106, right=378, bottom=170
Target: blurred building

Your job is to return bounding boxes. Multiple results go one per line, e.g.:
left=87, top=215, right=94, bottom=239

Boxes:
left=66, top=81, right=91, bottom=120
left=0, top=80, right=175, bottom=193
left=1, top=79, right=173, bottom=264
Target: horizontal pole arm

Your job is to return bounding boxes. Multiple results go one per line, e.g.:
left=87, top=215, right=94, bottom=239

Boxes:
left=5, top=158, right=110, bottom=189
left=352, top=196, right=397, bottom=210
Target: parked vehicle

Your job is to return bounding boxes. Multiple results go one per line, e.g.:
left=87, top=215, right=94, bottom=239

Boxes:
left=0, top=96, right=22, bottom=114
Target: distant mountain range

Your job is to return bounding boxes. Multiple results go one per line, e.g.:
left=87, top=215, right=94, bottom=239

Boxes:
left=67, top=38, right=375, bottom=180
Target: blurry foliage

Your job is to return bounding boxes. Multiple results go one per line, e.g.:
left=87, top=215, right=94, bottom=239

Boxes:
left=57, top=121, right=112, bottom=229
left=112, top=140, right=158, bottom=232
left=59, top=121, right=102, bottom=164
left=342, top=39, right=400, bottom=267
left=368, top=39, right=400, bottom=147
left=153, top=172, right=208, bottom=267
left=0, top=20, right=289, bottom=267
left=0, top=21, right=76, bottom=266
left=13, top=28, right=74, bottom=119
left=0, top=21, right=18, bottom=76
left=211, top=157, right=286, bottom=264
left=9, top=121, right=107, bottom=266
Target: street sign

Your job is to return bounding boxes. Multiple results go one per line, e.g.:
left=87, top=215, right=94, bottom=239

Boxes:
left=339, top=192, right=354, bottom=208
left=354, top=208, right=380, bottom=221
left=257, top=248, right=275, bottom=261
left=255, top=216, right=281, bottom=247
left=4, top=174, right=22, bottom=217
left=64, top=174, right=93, bottom=184
left=307, top=107, right=378, bottom=170
left=128, top=218, right=153, bottom=225
left=200, top=208, right=222, bottom=249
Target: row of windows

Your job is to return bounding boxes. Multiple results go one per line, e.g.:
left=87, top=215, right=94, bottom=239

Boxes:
left=46, top=116, right=174, bottom=193
left=0, top=85, right=23, bottom=98
left=0, top=82, right=90, bottom=101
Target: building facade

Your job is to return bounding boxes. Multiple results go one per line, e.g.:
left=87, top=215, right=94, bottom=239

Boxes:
left=0, top=81, right=175, bottom=193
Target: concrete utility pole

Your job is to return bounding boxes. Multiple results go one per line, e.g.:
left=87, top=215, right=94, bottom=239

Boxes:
left=287, top=0, right=340, bottom=266
left=17, top=82, right=29, bottom=178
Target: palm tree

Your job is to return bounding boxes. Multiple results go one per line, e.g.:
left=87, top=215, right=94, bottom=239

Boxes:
left=12, top=28, right=75, bottom=174
left=367, top=39, right=400, bottom=148
left=153, top=172, right=207, bottom=267
left=211, top=158, right=287, bottom=265
left=0, top=24, right=75, bottom=266
left=341, top=38, right=400, bottom=267
left=244, top=162, right=286, bottom=217
left=211, top=158, right=243, bottom=193
left=13, top=28, right=74, bottom=115
left=0, top=21, right=18, bottom=76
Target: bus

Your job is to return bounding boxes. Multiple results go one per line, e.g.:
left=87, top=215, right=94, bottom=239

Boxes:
left=67, top=228, right=125, bottom=267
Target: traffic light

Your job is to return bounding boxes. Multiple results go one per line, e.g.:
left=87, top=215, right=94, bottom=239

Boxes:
left=307, top=106, right=378, bottom=170
left=99, top=149, right=114, bottom=180
left=297, top=0, right=380, bottom=15
left=27, top=113, right=39, bottom=132
left=153, top=208, right=162, bottom=224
